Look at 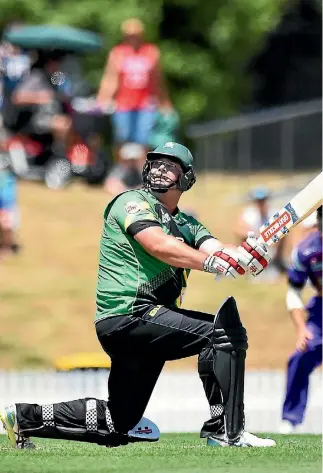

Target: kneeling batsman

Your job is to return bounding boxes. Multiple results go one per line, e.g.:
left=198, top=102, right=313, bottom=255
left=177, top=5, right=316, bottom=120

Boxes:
left=0, top=143, right=274, bottom=450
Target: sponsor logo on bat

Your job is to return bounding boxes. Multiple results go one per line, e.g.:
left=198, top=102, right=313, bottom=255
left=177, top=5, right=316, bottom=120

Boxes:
left=261, top=211, right=292, bottom=242
left=285, top=203, right=299, bottom=224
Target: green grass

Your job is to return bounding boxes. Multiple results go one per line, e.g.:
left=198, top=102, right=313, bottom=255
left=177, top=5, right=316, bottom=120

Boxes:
left=0, top=434, right=321, bottom=473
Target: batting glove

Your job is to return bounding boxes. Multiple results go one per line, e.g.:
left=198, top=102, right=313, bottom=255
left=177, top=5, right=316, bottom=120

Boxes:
left=238, top=231, right=271, bottom=277
left=203, top=248, right=250, bottom=279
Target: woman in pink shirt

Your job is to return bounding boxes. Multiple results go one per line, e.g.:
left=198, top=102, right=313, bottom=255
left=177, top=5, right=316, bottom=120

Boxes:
left=97, top=18, right=173, bottom=161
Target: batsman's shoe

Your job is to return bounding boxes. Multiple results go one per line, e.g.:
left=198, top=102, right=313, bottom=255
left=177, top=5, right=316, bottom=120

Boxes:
left=128, top=417, right=160, bottom=442
left=0, top=404, right=36, bottom=449
left=207, top=431, right=276, bottom=447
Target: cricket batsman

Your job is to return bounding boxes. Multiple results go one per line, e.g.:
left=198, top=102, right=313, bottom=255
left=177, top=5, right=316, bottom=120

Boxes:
left=280, top=206, right=322, bottom=433
left=1, top=142, right=276, bottom=448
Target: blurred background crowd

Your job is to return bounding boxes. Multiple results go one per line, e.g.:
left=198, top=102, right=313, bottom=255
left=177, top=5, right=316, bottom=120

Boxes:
left=0, top=0, right=321, bottom=434
left=0, top=0, right=321, bottom=261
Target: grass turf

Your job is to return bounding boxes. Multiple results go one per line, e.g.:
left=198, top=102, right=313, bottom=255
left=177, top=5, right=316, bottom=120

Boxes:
left=0, top=433, right=321, bottom=473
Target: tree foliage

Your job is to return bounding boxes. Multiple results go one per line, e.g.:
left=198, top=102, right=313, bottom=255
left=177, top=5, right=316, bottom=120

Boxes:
left=0, top=0, right=286, bottom=123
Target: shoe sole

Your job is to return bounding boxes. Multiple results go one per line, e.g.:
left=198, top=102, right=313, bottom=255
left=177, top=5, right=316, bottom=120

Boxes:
left=0, top=409, right=17, bottom=448
left=207, top=437, right=276, bottom=448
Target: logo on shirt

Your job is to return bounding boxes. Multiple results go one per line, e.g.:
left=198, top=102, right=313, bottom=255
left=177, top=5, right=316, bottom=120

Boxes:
left=125, top=201, right=141, bottom=214
left=161, top=212, right=171, bottom=224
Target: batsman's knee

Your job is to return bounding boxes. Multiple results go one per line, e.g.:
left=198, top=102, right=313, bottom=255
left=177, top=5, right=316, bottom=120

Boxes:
left=213, top=296, right=248, bottom=351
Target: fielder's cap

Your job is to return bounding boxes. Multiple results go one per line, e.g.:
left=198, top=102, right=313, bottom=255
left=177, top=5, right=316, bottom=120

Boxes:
left=147, top=142, right=194, bottom=171
left=121, top=18, right=144, bottom=36
left=248, top=186, right=271, bottom=201
left=120, top=143, right=145, bottom=161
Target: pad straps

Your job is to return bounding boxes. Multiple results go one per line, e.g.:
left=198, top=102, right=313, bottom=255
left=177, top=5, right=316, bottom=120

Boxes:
left=42, top=404, right=55, bottom=427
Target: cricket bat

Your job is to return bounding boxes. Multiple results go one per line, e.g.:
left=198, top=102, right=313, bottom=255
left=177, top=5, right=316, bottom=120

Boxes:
left=258, top=172, right=323, bottom=247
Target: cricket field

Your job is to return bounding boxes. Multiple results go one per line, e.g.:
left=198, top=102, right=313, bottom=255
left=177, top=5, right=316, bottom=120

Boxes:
left=0, top=433, right=321, bottom=473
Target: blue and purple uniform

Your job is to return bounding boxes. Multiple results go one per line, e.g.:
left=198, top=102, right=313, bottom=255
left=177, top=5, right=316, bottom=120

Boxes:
left=282, top=230, right=322, bottom=426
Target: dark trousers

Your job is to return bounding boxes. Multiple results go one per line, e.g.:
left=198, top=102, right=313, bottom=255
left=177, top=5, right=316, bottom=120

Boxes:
left=16, top=304, right=225, bottom=442
left=96, top=304, right=222, bottom=434
left=282, top=319, right=322, bottom=426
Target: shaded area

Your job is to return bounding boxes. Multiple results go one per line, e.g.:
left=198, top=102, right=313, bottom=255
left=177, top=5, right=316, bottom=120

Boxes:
left=249, top=0, right=322, bottom=108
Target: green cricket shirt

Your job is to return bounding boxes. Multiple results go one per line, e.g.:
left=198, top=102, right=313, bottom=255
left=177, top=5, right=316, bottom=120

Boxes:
left=95, top=189, right=213, bottom=322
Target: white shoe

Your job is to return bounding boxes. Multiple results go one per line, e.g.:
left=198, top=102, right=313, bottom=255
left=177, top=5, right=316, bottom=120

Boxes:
left=0, top=404, right=36, bottom=449
left=279, top=420, right=296, bottom=434
left=207, top=431, right=276, bottom=447
left=128, top=417, right=160, bottom=442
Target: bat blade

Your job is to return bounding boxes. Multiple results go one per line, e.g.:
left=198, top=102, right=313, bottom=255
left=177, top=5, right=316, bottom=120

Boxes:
left=258, top=172, right=322, bottom=247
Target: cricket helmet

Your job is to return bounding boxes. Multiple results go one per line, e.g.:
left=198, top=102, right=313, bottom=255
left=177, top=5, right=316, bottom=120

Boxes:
left=143, top=142, right=196, bottom=193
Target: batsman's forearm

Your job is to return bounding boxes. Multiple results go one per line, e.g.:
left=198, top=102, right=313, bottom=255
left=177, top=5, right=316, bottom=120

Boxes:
left=149, top=238, right=206, bottom=271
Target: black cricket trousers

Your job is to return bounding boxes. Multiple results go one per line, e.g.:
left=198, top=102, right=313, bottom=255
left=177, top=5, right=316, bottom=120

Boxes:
left=96, top=304, right=222, bottom=434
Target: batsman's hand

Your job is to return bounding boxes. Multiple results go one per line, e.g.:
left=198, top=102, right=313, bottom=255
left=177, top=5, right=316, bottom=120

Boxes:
left=203, top=247, right=250, bottom=279
left=238, top=231, right=271, bottom=277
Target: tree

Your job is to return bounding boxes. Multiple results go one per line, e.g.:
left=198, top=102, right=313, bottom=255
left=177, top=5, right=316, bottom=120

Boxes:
left=0, top=0, right=285, bottom=123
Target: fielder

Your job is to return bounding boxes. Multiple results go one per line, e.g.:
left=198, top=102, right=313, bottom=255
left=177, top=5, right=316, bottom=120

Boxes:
left=280, top=206, right=322, bottom=433
left=1, top=142, right=276, bottom=448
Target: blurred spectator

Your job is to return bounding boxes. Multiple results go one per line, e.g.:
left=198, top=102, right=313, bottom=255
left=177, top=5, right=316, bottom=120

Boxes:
left=0, top=168, right=19, bottom=260
left=0, top=22, right=27, bottom=261
left=58, top=55, right=85, bottom=98
left=149, top=107, right=180, bottom=149
left=234, top=186, right=286, bottom=282
left=0, top=22, right=31, bottom=128
left=104, top=142, right=144, bottom=196
left=7, top=49, right=73, bottom=155
left=97, top=18, right=173, bottom=161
